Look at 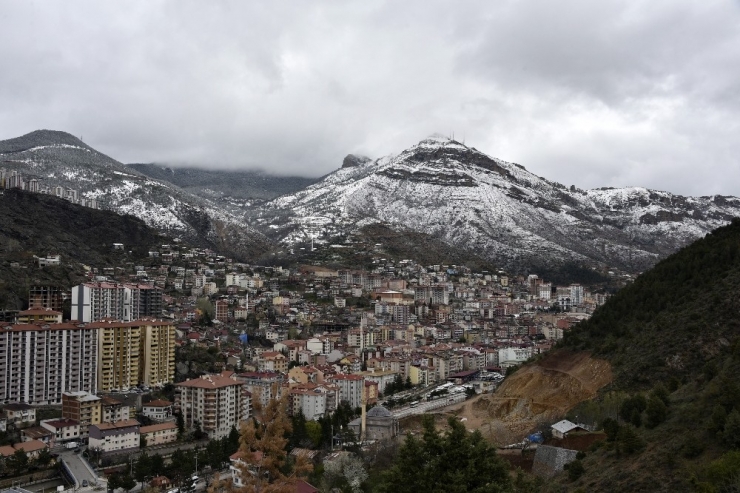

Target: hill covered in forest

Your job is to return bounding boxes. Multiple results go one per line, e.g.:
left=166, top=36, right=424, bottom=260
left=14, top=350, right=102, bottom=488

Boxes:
left=534, top=218, right=740, bottom=491
left=0, top=189, right=167, bottom=310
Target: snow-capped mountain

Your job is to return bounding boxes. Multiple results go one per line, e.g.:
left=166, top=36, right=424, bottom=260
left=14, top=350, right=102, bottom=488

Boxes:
left=258, top=134, right=740, bottom=272
left=0, top=130, right=271, bottom=259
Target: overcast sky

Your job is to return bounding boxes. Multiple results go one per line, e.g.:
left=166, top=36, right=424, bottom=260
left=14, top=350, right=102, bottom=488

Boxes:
left=0, top=1, right=739, bottom=196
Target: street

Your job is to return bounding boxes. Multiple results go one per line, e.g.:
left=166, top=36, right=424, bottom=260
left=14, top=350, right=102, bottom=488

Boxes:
left=392, top=393, right=467, bottom=419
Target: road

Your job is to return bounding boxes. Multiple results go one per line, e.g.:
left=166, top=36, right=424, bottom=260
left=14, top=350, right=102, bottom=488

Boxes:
left=392, top=393, right=467, bottom=419
left=59, top=449, right=98, bottom=488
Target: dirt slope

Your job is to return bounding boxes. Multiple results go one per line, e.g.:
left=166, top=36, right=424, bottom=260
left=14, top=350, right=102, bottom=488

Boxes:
left=441, top=351, right=612, bottom=445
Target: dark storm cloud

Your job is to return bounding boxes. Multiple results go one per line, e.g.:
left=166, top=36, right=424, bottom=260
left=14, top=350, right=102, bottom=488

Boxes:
left=0, top=0, right=738, bottom=196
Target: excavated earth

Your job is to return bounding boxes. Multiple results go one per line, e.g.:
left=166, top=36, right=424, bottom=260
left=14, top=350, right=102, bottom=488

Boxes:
left=439, top=350, right=612, bottom=446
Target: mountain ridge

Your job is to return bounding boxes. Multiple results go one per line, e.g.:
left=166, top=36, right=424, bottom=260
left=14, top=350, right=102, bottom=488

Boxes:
left=256, top=135, right=740, bottom=273
left=0, top=130, right=271, bottom=261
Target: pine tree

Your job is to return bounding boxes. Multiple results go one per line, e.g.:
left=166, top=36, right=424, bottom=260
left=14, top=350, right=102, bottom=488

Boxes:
left=379, top=416, right=511, bottom=493
left=645, top=396, right=668, bottom=429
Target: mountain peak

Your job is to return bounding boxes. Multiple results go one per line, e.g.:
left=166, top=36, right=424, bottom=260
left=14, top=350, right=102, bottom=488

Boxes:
left=342, top=154, right=372, bottom=169
left=0, top=129, right=90, bottom=154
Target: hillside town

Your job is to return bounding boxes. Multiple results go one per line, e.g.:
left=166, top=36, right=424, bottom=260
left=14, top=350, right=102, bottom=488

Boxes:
left=0, top=234, right=617, bottom=492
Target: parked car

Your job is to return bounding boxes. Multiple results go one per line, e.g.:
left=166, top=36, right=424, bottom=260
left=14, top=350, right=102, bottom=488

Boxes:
left=82, top=480, right=89, bottom=487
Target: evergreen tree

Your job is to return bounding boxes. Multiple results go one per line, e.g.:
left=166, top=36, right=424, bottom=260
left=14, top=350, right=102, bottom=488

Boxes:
left=135, top=452, right=152, bottom=485
left=176, top=412, right=185, bottom=437
left=379, top=416, right=511, bottom=493
left=617, top=425, right=645, bottom=455
left=645, top=396, right=668, bottom=429
left=723, top=409, right=740, bottom=449
left=7, top=449, right=28, bottom=476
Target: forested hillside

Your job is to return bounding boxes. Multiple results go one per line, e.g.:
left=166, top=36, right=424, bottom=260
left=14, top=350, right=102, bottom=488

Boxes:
left=542, top=218, right=740, bottom=491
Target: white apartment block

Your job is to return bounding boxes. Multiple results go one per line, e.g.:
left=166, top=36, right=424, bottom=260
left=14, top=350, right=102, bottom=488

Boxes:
left=290, top=386, right=327, bottom=420
left=327, top=374, right=364, bottom=409
left=498, top=347, right=531, bottom=367
left=71, top=282, right=162, bottom=323
left=414, top=286, right=449, bottom=305
left=0, top=323, right=99, bottom=405
left=89, top=419, right=140, bottom=453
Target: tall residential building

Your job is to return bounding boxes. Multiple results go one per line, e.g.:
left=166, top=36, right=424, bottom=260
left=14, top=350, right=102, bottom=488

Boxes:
left=175, top=371, right=251, bottom=440
left=88, top=320, right=176, bottom=392
left=139, top=321, right=176, bottom=388
left=71, top=282, right=162, bottom=323
left=570, top=284, right=584, bottom=306
left=28, top=285, right=68, bottom=312
left=0, top=320, right=175, bottom=404
left=0, top=323, right=99, bottom=405
left=414, top=286, right=449, bottom=305
left=326, top=374, right=364, bottom=409
left=91, top=321, right=141, bottom=392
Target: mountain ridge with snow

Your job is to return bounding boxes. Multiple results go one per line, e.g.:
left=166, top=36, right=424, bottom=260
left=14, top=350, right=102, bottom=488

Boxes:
left=256, top=135, right=740, bottom=272
left=0, top=130, right=271, bottom=260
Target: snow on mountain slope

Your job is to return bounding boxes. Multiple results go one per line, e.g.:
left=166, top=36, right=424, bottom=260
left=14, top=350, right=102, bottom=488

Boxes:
left=0, top=130, right=271, bottom=259
left=259, top=135, right=740, bottom=272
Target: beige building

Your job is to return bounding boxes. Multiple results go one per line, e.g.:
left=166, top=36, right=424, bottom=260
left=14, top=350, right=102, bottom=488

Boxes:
left=175, top=371, right=251, bottom=439
left=89, top=320, right=176, bottom=392
left=15, top=308, right=63, bottom=324
left=140, top=422, right=177, bottom=446
left=139, top=321, right=177, bottom=387
left=259, top=352, right=287, bottom=373
left=92, top=321, right=142, bottom=392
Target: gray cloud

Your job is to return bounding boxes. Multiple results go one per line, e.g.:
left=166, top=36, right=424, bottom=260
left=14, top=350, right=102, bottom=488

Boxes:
left=0, top=0, right=738, bottom=195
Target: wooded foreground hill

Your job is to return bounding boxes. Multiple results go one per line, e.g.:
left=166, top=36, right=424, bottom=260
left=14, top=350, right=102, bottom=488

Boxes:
left=0, top=189, right=165, bottom=310
left=537, top=218, right=740, bottom=491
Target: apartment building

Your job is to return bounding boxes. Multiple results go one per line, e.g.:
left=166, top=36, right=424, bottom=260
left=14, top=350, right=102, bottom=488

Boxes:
left=175, top=371, right=251, bottom=440
left=71, top=282, right=162, bottom=323
left=326, top=374, right=364, bottom=409
left=91, top=321, right=141, bottom=392
left=237, top=372, right=284, bottom=409
left=101, top=396, right=130, bottom=423
left=89, top=320, right=176, bottom=392
left=0, top=323, right=99, bottom=405
left=258, top=352, right=287, bottom=373
left=140, top=422, right=177, bottom=446
left=62, top=391, right=101, bottom=438
left=414, top=285, right=450, bottom=305
left=89, top=419, right=140, bottom=453
left=138, top=321, right=177, bottom=388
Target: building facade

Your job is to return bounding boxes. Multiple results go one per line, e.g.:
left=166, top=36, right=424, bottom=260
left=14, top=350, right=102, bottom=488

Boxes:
left=89, top=419, right=140, bottom=453
left=71, top=282, right=162, bottom=323
left=0, top=323, right=99, bottom=405
left=175, top=372, right=251, bottom=440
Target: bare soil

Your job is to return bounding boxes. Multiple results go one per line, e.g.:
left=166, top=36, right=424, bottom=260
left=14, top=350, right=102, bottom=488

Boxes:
left=430, top=351, right=612, bottom=446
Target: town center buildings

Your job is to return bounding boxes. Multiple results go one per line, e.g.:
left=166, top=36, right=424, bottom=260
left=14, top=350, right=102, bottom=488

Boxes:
left=0, top=320, right=175, bottom=405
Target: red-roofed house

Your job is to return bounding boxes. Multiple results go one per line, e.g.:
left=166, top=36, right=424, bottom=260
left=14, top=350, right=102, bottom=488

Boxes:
left=259, top=352, right=287, bottom=373
left=142, top=399, right=174, bottom=422
left=140, top=422, right=177, bottom=446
